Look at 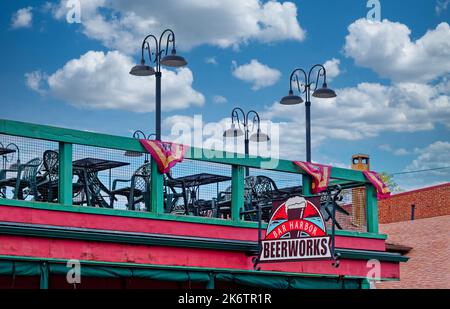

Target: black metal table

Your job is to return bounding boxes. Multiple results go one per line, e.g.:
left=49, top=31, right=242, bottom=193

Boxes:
left=72, top=158, right=130, bottom=207
left=167, top=173, right=232, bottom=216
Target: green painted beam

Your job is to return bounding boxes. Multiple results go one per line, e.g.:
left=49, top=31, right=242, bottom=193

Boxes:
left=366, top=184, right=379, bottom=234
left=58, top=142, right=72, bottom=205
left=231, top=165, right=245, bottom=222
left=0, top=119, right=368, bottom=183
left=302, top=174, right=312, bottom=196
left=150, top=159, right=164, bottom=214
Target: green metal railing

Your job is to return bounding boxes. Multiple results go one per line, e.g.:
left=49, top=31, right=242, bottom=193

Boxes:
left=0, top=119, right=379, bottom=234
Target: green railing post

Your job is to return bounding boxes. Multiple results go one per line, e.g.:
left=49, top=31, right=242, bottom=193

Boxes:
left=366, top=184, right=379, bottom=233
left=58, top=142, right=72, bottom=205
left=231, top=165, right=245, bottom=222
left=151, top=158, right=164, bottom=214
left=302, top=174, right=312, bottom=196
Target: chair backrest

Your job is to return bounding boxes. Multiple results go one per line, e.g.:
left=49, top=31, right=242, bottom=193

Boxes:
left=21, top=158, right=42, bottom=183
left=132, top=162, right=152, bottom=192
left=43, top=150, right=59, bottom=182
left=252, top=176, right=277, bottom=199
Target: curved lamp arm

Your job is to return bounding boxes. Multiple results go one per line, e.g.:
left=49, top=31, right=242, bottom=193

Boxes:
left=308, top=64, right=327, bottom=91
left=160, top=29, right=176, bottom=55
left=231, top=107, right=246, bottom=130
left=289, top=68, right=308, bottom=94
left=132, top=130, right=147, bottom=139
left=246, top=110, right=261, bottom=133
left=141, top=34, right=158, bottom=64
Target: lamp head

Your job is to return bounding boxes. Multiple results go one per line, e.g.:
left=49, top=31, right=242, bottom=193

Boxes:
left=312, top=83, right=337, bottom=98
left=280, top=90, right=303, bottom=105
left=223, top=123, right=244, bottom=138
left=130, top=60, right=156, bottom=76
left=249, top=129, right=270, bottom=143
left=161, top=49, right=188, bottom=67
left=124, top=150, right=143, bottom=158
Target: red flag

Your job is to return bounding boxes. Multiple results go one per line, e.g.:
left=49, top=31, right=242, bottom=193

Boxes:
left=294, top=161, right=331, bottom=194
left=140, top=140, right=187, bottom=174
left=363, top=171, right=391, bottom=200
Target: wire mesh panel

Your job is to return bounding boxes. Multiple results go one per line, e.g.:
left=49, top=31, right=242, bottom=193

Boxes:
left=0, top=133, right=58, bottom=203
left=325, top=186, right=367, bottom=232
left=241, top=168, right=303, bottom=222
left=168, top=159, right=232, bottom=218
left=72, top=144, right=149, bottom=211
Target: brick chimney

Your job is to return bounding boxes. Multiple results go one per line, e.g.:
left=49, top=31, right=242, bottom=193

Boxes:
left=351, top=154, right=370, bottom=227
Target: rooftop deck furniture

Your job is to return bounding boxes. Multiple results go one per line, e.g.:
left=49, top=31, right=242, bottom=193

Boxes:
left=0, top=157, right=42, bottom=200
left=38, top=150, right=84, bottom=203
left=73, top=157, right=130, bottom=208
left=167, top=173, right=232, bottom=216
left=110, top=162, right=151, bottom=211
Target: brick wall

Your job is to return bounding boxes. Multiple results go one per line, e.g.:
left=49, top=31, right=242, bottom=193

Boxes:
left=378, top=183, right=450, bottom=224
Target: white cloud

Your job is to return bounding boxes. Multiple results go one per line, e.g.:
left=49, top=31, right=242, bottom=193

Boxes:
left=49, top=0, right=305, bottom=54
left=393, top=148, right=410, bottom=156
left=212, top=95, right=227, bottom=104
left=378, top=144, right=410, bottom=156
left=263, top=81, right=450, bottom=143
left=405, top=141, right=450, bottom=174
left=11, top=7, right=33, bottom=29
left=25, top=70, right=47, bottom=94
left=26, top=50, right=204, bottom=112
left=344, top=19, right=450, bottom=82
left=205, top=57, right=218, bottom=66
left=323, top=58, right=341, bottom=81
left=436, top=0, right=450, bottom=15
left=232, top=59, right=281, bottom=90
left=379, top=144, right=392, bottom=152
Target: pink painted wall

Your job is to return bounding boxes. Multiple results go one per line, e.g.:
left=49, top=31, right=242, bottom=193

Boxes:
left=0, top=205, right=400, bottom=279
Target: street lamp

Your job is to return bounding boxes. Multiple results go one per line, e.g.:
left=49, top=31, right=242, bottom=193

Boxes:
left=130, top=29, right=188, bottom=141
left=124, top=130, right=156, bottom=163
left=280, top=64, right=336, bottom=162
left=223, top=108, right=270, bottom=176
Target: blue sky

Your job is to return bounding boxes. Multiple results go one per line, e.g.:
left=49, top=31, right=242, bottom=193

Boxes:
left=1, top=0, right=449, bottom=190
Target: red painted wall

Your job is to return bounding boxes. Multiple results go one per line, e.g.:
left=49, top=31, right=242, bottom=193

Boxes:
left=0, top=204, right=400, bottom=279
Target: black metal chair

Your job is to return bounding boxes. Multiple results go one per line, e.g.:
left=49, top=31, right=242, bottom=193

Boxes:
left=0, top=157, right=42, bottom=200
left=164, top=173, right=188, bottom=215
left=110, top=162, right=151, bottom=210
left=39, top=150, right=84, bottom=203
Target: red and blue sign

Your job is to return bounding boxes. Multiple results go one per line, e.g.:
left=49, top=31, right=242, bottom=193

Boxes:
left=260, top=196, right=332, bottom=262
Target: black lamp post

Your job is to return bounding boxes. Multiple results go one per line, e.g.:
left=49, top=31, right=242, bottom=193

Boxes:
left=130, top=29, right=187, bottom=141
left=124, top=130, right=156, bottom=163
left=223, top=108, right=270, bottom=176
left=280, top=64, right=337, bottom=162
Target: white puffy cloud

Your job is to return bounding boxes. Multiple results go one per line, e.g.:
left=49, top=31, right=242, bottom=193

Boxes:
left=323, top=58, right=341, bottom=81
left=49, top=0, right=305, bottom=53
left=212, top=95, right=227, bottom=104
left=26, top=50, right=204, bottom=112
left=406, top=141, right=450, bottom=172
left=263, top=81, right=450, bottom=142
left=344, top=19, right=450, bottom=82
left=232, top=59, right=281, bottom=90
left=25, top=70, right=47, bottom=94
left=11, top=7, right=33, bottom=29
left=205, top=57, right=218, bottom=66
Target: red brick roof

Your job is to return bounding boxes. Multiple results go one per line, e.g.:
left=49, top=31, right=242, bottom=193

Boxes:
left=377, top=215, right=450, bottom=289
